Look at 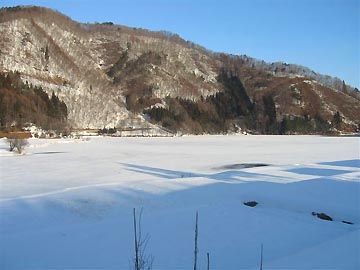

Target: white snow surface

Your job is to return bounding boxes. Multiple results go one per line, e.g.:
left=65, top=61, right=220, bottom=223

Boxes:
left=0, top=135, right=359, bottom=270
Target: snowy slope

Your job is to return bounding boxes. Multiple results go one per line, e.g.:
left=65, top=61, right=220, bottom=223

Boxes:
left=0, top=136, right=359, bottom=270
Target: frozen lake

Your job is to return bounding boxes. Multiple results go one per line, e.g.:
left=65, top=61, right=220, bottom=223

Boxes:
left=0, top=135, right=359, bottom=269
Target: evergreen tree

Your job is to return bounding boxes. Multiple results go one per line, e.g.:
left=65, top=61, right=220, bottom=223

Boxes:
left=342, top=80, right=349, bottom=94
left=262, top=94, right=277, bottom=133
left=332, top=111, right=342, bottom=130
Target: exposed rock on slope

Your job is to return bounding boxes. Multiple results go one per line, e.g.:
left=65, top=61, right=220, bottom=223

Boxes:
left=0, top=6, right=359, bottom=133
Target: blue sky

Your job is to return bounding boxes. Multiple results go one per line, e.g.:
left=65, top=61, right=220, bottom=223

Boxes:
left=1, top=0, right=359, bottom=87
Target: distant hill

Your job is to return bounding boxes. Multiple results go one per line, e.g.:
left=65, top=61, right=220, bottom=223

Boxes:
left=0, top=6, right=359, bottom=134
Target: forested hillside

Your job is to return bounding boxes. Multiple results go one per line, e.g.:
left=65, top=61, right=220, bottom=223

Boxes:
left=0, top=6, right=359, bottom=134
left=0, top=72, right=68, bottom=130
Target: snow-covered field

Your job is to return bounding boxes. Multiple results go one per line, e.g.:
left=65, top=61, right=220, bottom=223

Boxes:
left=0, top=135, right=359, bottom=270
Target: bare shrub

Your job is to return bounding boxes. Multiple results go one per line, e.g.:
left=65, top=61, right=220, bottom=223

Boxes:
left=7, top=138, right=29, bottom=154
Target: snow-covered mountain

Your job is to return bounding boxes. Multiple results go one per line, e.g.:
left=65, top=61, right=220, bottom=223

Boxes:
left=1, top=6, right=359, bottom=133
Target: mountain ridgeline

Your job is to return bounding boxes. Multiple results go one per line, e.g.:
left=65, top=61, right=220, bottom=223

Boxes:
left=0, top=6, right=359, bottom=134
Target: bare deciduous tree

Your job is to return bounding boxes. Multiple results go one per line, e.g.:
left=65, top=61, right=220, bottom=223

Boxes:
left=132, top=208, right=153, bottom=270
left=194, top=211, right=198, bottom=270
left=207, top=252, right=210, bottom=270
left=260, top=244, right=263, bottom=270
